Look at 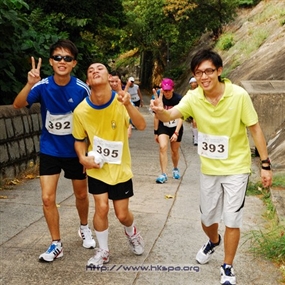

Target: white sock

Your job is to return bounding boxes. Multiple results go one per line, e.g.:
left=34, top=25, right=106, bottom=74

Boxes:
left=95, top=229, right=109, bottom=251
left=125, top=222, right=135, bottom=236
left=80, top=224, right=88, bottom=229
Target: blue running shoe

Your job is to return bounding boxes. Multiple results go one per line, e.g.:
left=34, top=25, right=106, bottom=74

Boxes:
left=172, top=168, right=180, bottom=179
left=156, top=173, right=167, bottom=184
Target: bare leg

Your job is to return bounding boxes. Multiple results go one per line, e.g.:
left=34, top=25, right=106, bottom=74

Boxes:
left=72, top=178, right=89, bottom=225
left=224, top=227, right=240, bottom=265
left=40, top=174, right=60, bottom=240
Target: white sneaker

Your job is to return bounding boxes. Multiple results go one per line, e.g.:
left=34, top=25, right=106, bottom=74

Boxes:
left=78, top=226, right=96, bottom=249
left=220, top=264, right=236, bottom=285
left=39, top=241, right=63, bottom=262
left=125, top=226, right=144, bottom=255
left=87, top=248, right=110, bottom=267
left=196, top=235, right=221, bottom=264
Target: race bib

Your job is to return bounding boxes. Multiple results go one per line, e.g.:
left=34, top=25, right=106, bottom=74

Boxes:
left=93, top=136, right=123, bottom=164
left=197, top=132, right=229, bottom=159
left=163, top=119, right=178, bottom=128
left=45, top=110, right=72, bottom=135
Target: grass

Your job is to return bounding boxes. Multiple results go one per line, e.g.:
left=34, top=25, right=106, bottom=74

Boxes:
left=246, top=172, right=285, bottom=281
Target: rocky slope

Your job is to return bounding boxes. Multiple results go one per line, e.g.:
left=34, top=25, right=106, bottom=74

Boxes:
left=176, top=0, right=285, bottom=171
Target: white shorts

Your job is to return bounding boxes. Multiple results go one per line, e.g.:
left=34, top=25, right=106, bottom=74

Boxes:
left=199, top=173, right=249, bottom=228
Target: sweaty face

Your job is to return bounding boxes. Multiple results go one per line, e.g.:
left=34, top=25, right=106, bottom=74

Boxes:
left=194, top=60, right=222, bottom=93
left=162, top=89, right=173, bottom=99
left=87, top=63, right=109, bottom=86
left=109, top=76, right=121, bottom=92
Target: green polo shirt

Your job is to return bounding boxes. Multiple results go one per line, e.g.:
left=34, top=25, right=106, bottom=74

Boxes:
left=176, top=78, right=258, bottom=175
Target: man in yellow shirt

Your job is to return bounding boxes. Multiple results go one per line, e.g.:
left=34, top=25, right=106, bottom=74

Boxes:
left=150, top=49, right=272, bottom=285
left=73, top=63, right=146, bottom=267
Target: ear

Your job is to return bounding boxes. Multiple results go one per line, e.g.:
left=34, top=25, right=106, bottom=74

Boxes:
left=72, top=60, right=77, bottom=68
left=49, top=58, right=53, bottom=67
left=217, top=66, right=223, bottom=76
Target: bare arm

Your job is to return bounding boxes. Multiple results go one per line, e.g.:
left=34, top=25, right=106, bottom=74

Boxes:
left=150, top=89, right=182, bottom=122
left=137, top=87, right=143, bottom=106
left=117, top=90, right=146, bottom=130
left=248, top=122, right=273, bottom=187
left=74, top=140, right=100, bottom=170
left=13, top=57, right=42, bottom=109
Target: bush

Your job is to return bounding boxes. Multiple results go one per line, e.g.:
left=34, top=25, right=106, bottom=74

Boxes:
left=216, top=33, right=235, bottom=50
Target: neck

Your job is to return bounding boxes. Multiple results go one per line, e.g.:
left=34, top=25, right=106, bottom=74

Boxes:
left=204, top=82, right=224, bottom=106
left=90, top=85, right=112, bottom=105
left=53, top=74, right=71, bottom=86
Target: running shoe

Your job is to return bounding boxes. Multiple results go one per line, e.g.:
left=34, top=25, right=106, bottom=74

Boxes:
left=196, top=235, right=221, bottom=264
left=172, top=168, right=180, bottom=179
left=156, top=173, right=167, bottom=184
left=87, top=248, right=110, bottom=267
left=39, top=241, right=63, bottom=262
left=125, top=226, right=144, bottom=255
left=78, top=226, right=96, bottom=249
left=220, top=264, right=236, bottom=285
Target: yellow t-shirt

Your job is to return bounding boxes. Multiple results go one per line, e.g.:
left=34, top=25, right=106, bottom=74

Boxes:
left=72, top=91, right=133, bottom=185
left=176, top=79, right=258, bottom=175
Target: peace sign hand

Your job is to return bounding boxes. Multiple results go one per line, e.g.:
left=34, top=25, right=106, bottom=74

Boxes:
left=150, top=88, right=164, bottom=114
left=27, top=56, right=42, bottom=86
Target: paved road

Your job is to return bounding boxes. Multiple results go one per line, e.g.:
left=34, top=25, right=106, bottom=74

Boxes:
left=0, top=98, right=282, bottom=284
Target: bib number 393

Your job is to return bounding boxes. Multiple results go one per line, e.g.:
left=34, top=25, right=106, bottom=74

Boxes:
left=197, top=132, right=229, bottom=159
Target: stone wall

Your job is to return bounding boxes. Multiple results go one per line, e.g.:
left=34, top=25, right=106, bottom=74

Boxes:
left=241, top=81, right=285, bottom=142
left=0, top=104, right=41, bottom=184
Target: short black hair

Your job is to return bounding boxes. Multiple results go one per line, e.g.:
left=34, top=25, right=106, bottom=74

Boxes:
left=191, top=49, right=223, bottom=82
left=49, top=39, right=78, bottom=60
left=110, top=70, right=121, bottom=79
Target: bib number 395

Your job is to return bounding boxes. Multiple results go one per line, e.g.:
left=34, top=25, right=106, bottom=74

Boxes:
left=197, top=132, right=229, bottom=159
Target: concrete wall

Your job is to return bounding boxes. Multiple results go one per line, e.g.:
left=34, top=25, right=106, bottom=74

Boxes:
left=0, top=104, right=41, bottom=184
left=241, top=81, right=285, bottom=143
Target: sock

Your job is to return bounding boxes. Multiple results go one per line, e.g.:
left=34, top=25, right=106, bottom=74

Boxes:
left=52, top=240, right=61, bottom=245
left=80, top=224, right=88, bottom=229
left=125, top=222, right=135, bottom=236
left=95, top=229, right=109, bottom=251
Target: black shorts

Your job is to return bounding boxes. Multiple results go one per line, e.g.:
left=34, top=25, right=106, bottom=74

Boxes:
left=157, top=125, right=183, bottom=142
left=88, top=176, right=134, bottom=200
left=132, top=100, right=140, bottom=107
left=39, top=153, right=86, bottom=180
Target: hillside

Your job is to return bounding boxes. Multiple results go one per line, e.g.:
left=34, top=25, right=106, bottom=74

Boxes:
left=177, top=0, right=285, bottom=96
left=175, top=0, right=285, bottom=172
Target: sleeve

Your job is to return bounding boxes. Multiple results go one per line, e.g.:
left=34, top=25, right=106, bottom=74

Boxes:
left=72, top=107, right=87, bottom=141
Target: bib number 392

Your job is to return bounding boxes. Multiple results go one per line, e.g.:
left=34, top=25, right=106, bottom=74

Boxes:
left=197, top=132, right=229, bottom=159
left=45, top=110, right=72, bottom=135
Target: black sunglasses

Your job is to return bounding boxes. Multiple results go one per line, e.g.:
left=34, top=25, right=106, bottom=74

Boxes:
left=51, top=55, right=74, bottom=62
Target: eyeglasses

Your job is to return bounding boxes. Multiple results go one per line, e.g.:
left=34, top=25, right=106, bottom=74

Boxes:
left=194, top=68, right=216, bottom=78
left=51, top=55, right=74, bottom=62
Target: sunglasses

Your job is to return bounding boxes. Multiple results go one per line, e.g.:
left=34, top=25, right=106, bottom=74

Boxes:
left=51, top=55, right=74, bottom=62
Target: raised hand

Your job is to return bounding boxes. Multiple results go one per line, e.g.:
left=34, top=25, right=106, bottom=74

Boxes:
left=27, top=56, right=42, bottom=86
left=117, top=90, right=131, bottom=106
left=150, top=88, right=164, bottom=113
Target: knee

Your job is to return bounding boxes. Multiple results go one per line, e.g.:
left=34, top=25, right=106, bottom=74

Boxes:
left=74, top=191, right=88, bottom=201
left=95, top=202, right=109, bottom=218
left=116, top=210, right=130, bottom=224
left=42, top=194, right=55, bottom=208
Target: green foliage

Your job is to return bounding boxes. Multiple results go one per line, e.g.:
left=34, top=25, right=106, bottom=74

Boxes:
left=216, top=33, right=235, bottom=50
left=238, top=0, right=261, bottom=7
